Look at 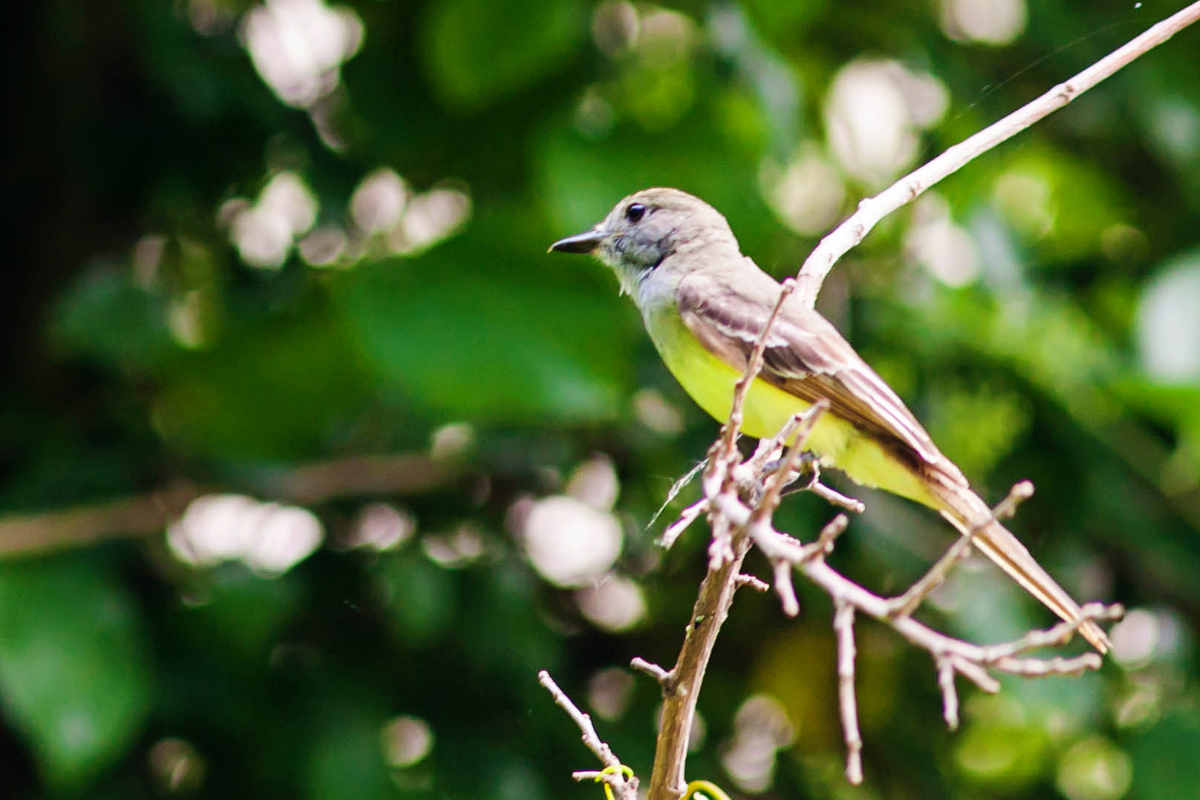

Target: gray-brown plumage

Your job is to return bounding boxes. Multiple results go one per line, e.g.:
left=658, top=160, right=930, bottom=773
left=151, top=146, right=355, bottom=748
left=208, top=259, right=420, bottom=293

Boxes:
left=551, top=187, right=1110, bottom=652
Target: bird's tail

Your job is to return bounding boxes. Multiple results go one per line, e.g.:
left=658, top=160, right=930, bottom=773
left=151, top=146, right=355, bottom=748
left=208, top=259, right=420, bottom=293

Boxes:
left=926, top=478, right=1110, bottom=653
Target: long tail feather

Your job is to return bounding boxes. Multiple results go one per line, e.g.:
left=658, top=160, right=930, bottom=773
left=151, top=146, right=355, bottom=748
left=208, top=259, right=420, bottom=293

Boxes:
left=929, top=481, right=1110, bottom=653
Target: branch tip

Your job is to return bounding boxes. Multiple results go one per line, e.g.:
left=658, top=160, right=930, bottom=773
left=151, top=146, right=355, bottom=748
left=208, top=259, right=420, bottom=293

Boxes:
left=936, top=656, right=960, bottom=731
left=773, top=560, right=800, bottom=617
left=630, top=657, right=673, bottom=685
left=735, top=573, right=771, bottom=593
left=834, top=600, right=863, bottom=785
left=810, top=482, right=866, bottom=513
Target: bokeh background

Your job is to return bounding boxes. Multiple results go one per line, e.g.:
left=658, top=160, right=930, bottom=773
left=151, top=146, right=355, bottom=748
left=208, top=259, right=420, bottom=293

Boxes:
left=5, top=0, right=1200, bottom=797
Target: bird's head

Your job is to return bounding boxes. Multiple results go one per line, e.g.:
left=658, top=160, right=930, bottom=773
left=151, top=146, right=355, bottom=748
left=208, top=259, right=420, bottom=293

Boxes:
left=549, top=188, right=740, bottom=294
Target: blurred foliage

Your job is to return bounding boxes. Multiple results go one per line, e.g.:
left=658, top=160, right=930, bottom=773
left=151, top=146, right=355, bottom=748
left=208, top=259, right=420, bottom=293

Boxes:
left=5, top=0, right=1200, bottom=798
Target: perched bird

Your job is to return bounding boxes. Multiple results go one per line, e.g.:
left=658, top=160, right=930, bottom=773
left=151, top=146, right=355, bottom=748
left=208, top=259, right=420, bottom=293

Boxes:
left=550, top=187, right=1109, bottom=652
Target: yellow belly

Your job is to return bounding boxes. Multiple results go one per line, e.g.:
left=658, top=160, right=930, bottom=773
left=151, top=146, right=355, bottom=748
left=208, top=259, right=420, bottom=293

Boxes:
left=649, top=312, right=933, bottom=505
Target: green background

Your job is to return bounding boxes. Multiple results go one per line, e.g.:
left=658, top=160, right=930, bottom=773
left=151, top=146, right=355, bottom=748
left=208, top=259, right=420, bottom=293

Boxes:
left=4, top=0, right=1200, bottom=798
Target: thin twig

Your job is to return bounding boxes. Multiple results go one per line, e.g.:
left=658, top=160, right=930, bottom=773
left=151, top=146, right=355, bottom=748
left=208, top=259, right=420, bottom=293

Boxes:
left=980, top=603, right=1125, bottom=662
left=809, top=482, right=866, bottom=513
left=659, top=499, right=708, bottom=550
left=711, top=491, right=1118, bottom=671
left=745, top=406, right=820, bottom=477
left=715, top=279, right=797, bottom=463
left=630, top=658, right=673, bottom=685
left=948, top=654, right=1001, bottom=694
left=991, top=480, right=1036, bottom=521
left=774, top=559, right=800, bottom=617
left=791, top=1, right=1200, bottom=309
left=707, top=506, right=736, bottom=570
left=993, top=653, right=1101, bottom=677
left=936, top=656, right=960, bottom=730
left=888, top=481, right=1036, bottom=618
left=797, top=514, right=849, bottom=562
left=537, top=671, right=620, bottom=768
left=888, top=533, right=977, bottom=618
left=750, top=403, right=828, bottom=529
left=834, top=600, right=863, bottom=785
left=736, top=573, right=771, bottom=593
left=538, top=671, right=639, bottom=800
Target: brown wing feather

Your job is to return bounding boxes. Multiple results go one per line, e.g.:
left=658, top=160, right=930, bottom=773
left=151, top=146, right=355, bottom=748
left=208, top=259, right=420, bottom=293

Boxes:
left=676, top=271, right=1108, bottom=651
left=677, top=272, right=964, bottom=484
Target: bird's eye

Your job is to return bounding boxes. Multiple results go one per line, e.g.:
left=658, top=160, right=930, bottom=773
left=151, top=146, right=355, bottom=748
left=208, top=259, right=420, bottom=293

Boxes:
left=625, top=203, right=646, bottom=223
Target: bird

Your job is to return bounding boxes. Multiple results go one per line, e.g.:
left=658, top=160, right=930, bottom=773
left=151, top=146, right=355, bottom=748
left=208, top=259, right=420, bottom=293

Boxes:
left=549, top=187, right=1110, bottom=652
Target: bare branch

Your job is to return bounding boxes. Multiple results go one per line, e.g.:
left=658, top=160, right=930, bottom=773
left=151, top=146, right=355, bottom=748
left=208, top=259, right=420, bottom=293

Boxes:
left=809, top=482, right=866, bottom=513
left=935, top=656, right=960, bottom=731
left=659, top=499, right=708, bottom=551
left=715, top=278, right=797, bottom=462
left=981, top=603, right=1125, bottom=663
left=799, top=514, right=850, bottom=562
left=773, top=559, right=800, bottom=617
left=0, top=453, right=455, bottom=560
left=707, top=508, right=736, bottom=570
left=537, top=671, right=620, bottom=768
left=538, top=671, right=639, bottom=800
left=948, top=654, right=1002, bottom=694
left=735, top=573, right=771, bottom=593
left=791, top=1, right=1200, bottom=308
left=888, top=481, right=1035, bottom=619
left=630, top=658, right=673, bottom=685
left=622, top=7, right=1200, bottom=794
left=993, top=653, right=1101, bottom=678
left=745, top=406, right=821, bottom=478
left=644, top=533, right=753, bottom=800
left=740, top=493, right=1119, bottom=656
left=751, top=403, right=829, bottom=529
left=834, top=600, right=863, bottom=785
left=709, top=481, right=1118, bottom=682
left=991, top=480, right=1036, bottom=520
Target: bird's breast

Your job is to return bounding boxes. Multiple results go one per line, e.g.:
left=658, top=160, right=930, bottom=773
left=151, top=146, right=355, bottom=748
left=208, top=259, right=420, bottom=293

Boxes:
left=642, top=307, right=933, bottom=505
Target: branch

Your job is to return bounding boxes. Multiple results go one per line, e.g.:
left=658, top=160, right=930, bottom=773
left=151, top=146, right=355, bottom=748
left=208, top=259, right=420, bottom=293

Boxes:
left=713, top=278, right=797, bottom=464
left=887, top=481, right=1034, bottom=618
left=611, top=8, right=1199, bottom=795
left=643, top=531, right=753, bottom=800
left=791, top=0, right=1200, bottom=308
left=713, top=479, right=1121, bottom=779
left=749, top=402, right=828, bottom=528
left=834, top=600, right=863, bottom=785
left=538, top=670, right=639, bottom=800
left=0, top=453, right=455, bottom=559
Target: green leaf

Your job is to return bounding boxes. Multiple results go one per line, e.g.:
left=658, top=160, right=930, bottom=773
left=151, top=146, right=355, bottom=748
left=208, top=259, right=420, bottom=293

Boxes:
left=154, top=311, right=373, bottom=459
left=302, top=708, right=397, bottom=800
left=180, top=565, right=303, bottom=664
left=420, top=0, right=584, bottom=110
left=49, top=264, right=175, bottom=370
left=0, top=557, right=152, bottom=788
left=987, top=147, right=1125, bottom=265
left=375, top=554, right=455, bottom=647
left=536, top=120, right=771, bottom=255
left=332, top=252, right=631, bottom=425
left=1129, top=713, right=1200, bottom=800
left=1107, top=378, right=1200, bottom=432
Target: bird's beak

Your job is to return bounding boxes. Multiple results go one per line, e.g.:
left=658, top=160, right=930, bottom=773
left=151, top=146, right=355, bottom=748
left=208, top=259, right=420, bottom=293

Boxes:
left=548, top=227, right=605, bottom=254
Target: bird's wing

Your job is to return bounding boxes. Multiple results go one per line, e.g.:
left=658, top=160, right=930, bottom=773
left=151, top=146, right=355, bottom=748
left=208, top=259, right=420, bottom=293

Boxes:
left=676, top=271, right=955, bottom=474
